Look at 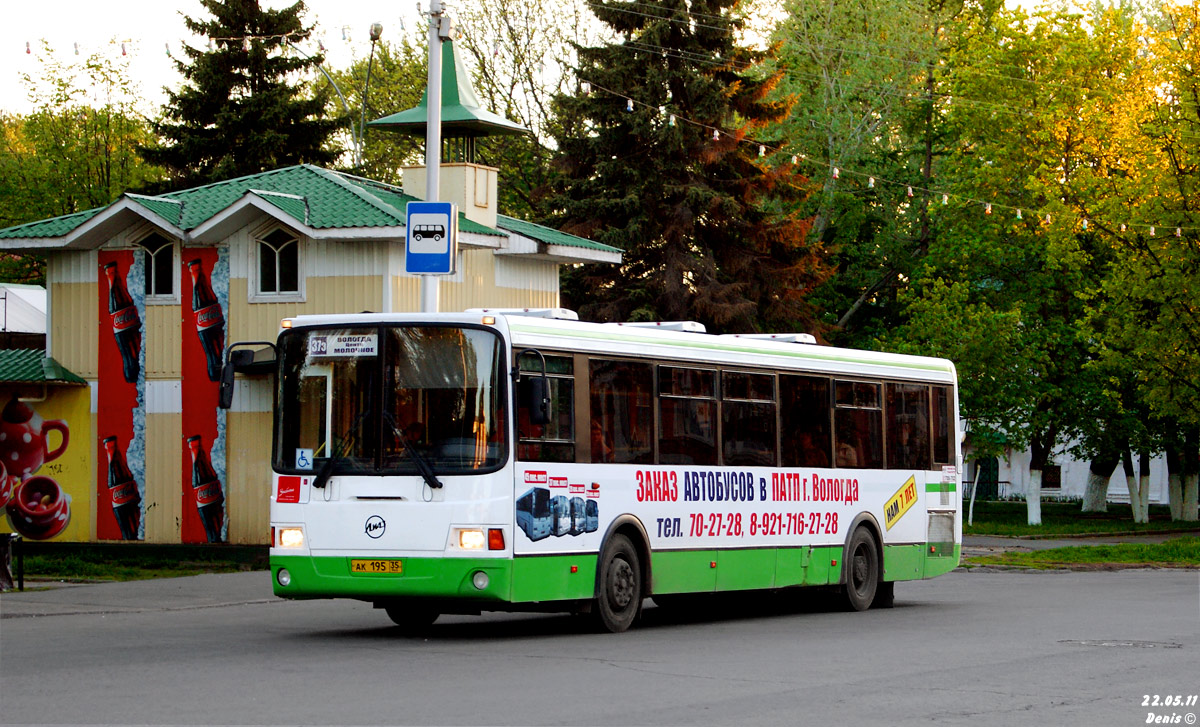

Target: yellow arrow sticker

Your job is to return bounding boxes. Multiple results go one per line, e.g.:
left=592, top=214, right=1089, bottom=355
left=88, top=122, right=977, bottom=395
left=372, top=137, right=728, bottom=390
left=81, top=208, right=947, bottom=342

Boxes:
left=884, top=476, right=919, bottom=531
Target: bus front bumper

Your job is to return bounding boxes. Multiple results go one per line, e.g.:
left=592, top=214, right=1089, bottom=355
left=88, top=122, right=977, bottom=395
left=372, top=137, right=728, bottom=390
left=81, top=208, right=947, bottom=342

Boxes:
left=270, top=554, right=513, bottom=602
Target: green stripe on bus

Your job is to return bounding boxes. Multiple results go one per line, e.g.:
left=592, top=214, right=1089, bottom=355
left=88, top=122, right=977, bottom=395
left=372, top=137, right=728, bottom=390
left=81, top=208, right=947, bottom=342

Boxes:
left=925, top=482, right=957, bottom=493
left=511, top=554, right=598, bottom=602
left=271, top=555, right=514, bottom=601
left=273, top=543, right=961, bottom=604
left=508, top=322, right=954, bottom=373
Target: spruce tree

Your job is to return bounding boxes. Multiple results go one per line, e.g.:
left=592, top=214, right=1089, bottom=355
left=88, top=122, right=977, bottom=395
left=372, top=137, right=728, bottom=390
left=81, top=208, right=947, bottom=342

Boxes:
left=548, top=0, right=829, bottom=332
left=144, top=0, right=344, bottom=187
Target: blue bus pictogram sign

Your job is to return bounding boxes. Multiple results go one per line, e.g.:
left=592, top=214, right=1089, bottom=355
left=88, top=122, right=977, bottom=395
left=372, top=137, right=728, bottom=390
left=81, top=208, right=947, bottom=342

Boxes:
left=406, top=201, right=458, bottom=274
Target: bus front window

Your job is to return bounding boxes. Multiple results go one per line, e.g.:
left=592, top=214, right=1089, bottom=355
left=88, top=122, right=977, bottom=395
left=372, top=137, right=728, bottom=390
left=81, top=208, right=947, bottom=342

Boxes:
left=274, top=325, right=507, bottom=476
left=382, top=327, right=506, bottom=472
left=276, top=328, right=379, bottom=474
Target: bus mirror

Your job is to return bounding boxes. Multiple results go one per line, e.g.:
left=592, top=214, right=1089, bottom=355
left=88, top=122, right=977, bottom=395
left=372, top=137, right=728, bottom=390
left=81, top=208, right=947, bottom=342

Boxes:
left=523, top=376, right=551, bottom=426
left=515, top=348, right=552, bottom=426
left=218, top=356, right=236, bottom=409
left=218, top=341, right=279, bottom=409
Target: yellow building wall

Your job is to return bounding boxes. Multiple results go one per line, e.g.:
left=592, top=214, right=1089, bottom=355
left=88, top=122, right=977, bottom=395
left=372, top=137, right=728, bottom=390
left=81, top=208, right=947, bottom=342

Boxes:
left=49, top=281, right=99, bottom=379
left=398, top=250, right=556, bottom=314
left=226, top=410, right=273, bottom=544
left=143, top=413, right=183, bottom=543
left=145, top=305, right=182, bottom=378
left=228, top=276, right=384, bottom=342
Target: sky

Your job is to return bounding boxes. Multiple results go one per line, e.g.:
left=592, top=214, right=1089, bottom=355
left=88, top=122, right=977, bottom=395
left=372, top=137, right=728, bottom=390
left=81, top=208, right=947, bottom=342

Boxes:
left=0, top=0, right=429, bottom=115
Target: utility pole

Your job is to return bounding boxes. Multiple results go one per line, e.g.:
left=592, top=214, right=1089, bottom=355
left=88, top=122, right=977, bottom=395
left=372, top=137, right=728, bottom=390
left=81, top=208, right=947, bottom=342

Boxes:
left=421, top=0, right=450, bottom=313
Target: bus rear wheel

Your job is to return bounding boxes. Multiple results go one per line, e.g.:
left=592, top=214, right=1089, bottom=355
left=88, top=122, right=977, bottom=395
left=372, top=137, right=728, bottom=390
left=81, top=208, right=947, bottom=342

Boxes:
left=842, top=527, right=879, bottom=612
left=595, top=534, right=642, bottom=633
left=384, top=604, right=439, bottom=634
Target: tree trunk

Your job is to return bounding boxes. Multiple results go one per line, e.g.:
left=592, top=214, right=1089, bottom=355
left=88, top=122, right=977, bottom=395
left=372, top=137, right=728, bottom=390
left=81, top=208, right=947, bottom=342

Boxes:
left=1026, top=468, right=1043, bottom=525
left=1082, top=451, right=1119, bottom=513
left=1121, top=450, right=1145, bottom=524
left=1138, top=451, right=1152, bottom=522
left=1166, top=443, right=1182, bottom=521
left=1181, top=429, right=1199, bottom=522
left=1027, top=435, right=1053, bottom=526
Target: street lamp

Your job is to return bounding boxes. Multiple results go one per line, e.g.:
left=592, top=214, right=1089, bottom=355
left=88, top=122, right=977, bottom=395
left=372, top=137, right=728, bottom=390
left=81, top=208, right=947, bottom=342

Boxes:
left=358, top=21, right=384, bottom=168
left=286, top=21, right=383, bottom=169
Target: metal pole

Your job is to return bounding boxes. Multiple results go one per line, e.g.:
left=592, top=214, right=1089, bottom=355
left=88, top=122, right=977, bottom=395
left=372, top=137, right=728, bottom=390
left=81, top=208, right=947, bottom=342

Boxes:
left=360, top=23, right=383, bottom=170
left=420, top=0, right=444, bottom=314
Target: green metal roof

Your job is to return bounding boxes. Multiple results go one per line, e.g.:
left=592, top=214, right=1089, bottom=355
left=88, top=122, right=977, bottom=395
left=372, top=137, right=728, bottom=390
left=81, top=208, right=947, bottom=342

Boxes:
left=0, top=208, right=104, bottom=240
left=128, top=194, right=184, bottom=227
left=368, top=40, right=529, bottom=139
left=0, top=165, right=507, bottom=240
left=496, top=215, right=622, bottom=254
left=0, top=349, right=87, bottom=385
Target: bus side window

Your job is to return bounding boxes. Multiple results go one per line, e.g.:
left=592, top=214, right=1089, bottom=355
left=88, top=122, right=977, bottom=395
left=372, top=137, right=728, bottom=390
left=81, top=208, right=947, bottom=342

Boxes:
left=517, top=355, right=575, bottom=462
left=589, top=359, right=654, bottom=464
left=722, top=371, right=777, bottom=466
left=780, top=375, right=832, bottom=468
left=833, top=380, right=883, bottom=469
left=931, top=386, right=954, bottom=464
left=658, top=366, right=718, bottom=465
left=886, top=383, right=931, bottom=470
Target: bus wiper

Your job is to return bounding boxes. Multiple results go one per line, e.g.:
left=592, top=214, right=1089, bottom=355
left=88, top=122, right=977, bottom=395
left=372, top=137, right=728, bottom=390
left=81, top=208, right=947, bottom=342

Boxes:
left=383, top=412, right=443, bottom=490
left=312, top=411, right=368, bottom=489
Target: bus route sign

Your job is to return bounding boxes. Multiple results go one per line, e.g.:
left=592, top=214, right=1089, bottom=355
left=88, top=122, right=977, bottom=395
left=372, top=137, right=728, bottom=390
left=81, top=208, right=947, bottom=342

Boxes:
left=405, top=201, right=458, bottom=275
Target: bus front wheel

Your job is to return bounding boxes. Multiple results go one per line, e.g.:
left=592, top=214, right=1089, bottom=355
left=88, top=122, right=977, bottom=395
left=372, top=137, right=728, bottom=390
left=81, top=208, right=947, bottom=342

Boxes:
left=384, top=604, right=439, bottom=633
left=842, top=527, right=879, bottom=611
left=595, top=534, right=642, bottom=633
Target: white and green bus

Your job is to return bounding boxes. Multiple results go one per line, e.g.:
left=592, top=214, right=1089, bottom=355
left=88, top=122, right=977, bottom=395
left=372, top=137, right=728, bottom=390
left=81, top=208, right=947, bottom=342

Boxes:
left=231, top=309, right=960, bottom=633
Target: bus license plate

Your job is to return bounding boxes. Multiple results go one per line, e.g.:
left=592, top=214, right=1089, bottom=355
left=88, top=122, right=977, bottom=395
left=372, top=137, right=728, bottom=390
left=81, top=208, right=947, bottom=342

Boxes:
left=350, top=559, right=403, bottom=574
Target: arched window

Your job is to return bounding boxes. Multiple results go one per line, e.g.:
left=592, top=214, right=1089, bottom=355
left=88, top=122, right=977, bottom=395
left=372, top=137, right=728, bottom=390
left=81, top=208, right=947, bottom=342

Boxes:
left=138, top=232, right=175, bottom=298
left=257, top=227, right=299, bottom=295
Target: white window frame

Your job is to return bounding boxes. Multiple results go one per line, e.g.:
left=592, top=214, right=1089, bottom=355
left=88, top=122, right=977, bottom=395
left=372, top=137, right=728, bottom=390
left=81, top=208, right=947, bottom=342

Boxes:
left=135, top=231, right=181, bottom=306
left=249, top=224, right=306, bottom=303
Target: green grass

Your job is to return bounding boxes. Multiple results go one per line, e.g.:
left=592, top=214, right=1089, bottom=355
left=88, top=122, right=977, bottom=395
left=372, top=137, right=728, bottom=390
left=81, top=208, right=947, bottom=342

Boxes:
left=13, top=545, right=267, bottom=583
left=966, top=536, right=1200, bottom=569
left=964, top=500, right=1200, bottom=537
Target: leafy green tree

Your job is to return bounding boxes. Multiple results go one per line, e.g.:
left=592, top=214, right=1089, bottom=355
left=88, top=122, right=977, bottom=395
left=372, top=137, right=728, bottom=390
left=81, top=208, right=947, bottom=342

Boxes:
left=885, top=6, right=1141, bottom=524
left=323, top=37, right=428, bottom=183
left=0, top=46, right=163, bottom=284
left=455, top=0, right=608, bottom=218
left=549, top=0, right=829, bottom=331
left=143, top=0, right=344, bottom=188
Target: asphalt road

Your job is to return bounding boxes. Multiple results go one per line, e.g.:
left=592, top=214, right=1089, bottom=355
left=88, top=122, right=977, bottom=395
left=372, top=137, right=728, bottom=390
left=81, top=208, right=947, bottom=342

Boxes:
left=2, top=568, right=1198, bottom=726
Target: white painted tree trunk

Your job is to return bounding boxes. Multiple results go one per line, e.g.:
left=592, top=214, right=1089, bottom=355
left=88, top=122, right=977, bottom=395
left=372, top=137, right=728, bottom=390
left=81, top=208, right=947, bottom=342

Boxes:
left=1124, top=470, right=1145, bottom=523
left=1081, top=472, right=1109, bottom=513
left=1168, top=473, right=1183, bottom=521
left=1183, top=473, right=1199, bottom=522
left=1026, top=468, right=1042, bottom=526
left=1138, top=471, right=1151, bottom=522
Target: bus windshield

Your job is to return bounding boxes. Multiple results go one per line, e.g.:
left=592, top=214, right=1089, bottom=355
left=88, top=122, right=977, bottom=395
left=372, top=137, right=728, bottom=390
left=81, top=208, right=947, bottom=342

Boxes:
left=274, top=324, right=507, bottom=476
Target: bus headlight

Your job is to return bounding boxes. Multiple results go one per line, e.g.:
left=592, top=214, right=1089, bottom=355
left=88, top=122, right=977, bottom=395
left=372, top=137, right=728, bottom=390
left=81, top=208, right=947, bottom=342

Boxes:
left=279, top=527, right=305, bottom=549
left=277, top=568, right=292, bottom=587
left=458, top=529, right=486, bottom=550
left=472, top=571, right=489, bottom=590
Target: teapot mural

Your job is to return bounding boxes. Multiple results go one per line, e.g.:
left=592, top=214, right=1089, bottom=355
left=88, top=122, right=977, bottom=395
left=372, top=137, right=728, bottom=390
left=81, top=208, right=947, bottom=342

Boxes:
left=0, top=395, right=69, bottom=478
left=0, top=395, right=73, bottom=540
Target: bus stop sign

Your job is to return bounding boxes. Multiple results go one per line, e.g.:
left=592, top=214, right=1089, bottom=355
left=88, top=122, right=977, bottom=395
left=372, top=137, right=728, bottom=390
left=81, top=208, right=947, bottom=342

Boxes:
left=405, top=201, right=458, bottom=274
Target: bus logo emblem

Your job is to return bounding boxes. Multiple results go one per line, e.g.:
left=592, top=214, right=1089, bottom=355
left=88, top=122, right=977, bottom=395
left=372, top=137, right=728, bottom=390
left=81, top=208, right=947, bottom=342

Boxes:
left=365, top=515, right=386, bottom=538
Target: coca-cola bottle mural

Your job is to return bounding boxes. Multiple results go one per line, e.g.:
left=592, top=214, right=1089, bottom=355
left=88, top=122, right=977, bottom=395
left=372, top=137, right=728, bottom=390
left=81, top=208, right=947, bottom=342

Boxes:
left=186, top=434, right=225, bottom=543
left=102, top=435, right=141, bottom=540
left=188, top=258, right=225, bottom=382
left=104, top=261, right=142, bottom=384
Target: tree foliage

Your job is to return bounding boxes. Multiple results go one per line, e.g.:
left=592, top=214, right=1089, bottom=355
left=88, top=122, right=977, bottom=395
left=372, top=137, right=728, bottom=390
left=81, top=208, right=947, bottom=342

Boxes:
left=323, top=36, right=428, bottom=183
left=143, top=0, right=344, bottom=188
left=549, top=0, right=829, bottom=331
left=0, top=46, right=162, bottom=284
